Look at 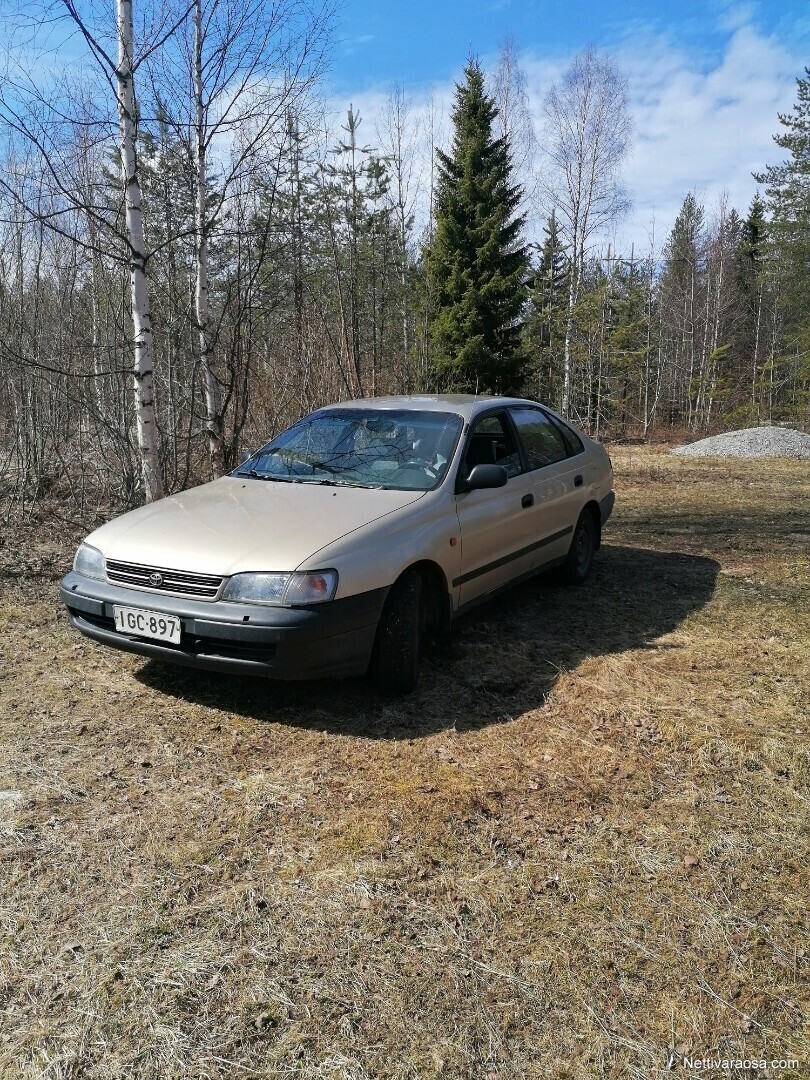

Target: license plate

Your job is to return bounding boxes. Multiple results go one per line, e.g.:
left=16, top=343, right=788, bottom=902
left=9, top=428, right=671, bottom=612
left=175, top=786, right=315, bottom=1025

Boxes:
left=113, top=606, right=182, bottom=644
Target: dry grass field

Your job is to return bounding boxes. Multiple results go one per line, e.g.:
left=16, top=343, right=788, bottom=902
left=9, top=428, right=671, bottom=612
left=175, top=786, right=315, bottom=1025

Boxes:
left=0, top=446, right=808, bottom=1079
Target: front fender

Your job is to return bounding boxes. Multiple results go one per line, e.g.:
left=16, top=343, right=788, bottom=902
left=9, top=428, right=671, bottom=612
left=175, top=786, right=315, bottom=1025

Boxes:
left=298, top=489, right=461, bottom=603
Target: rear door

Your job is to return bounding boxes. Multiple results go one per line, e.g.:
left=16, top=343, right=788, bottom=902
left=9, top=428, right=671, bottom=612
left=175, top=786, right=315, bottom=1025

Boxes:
left=507, top=406, right=587, bottom=567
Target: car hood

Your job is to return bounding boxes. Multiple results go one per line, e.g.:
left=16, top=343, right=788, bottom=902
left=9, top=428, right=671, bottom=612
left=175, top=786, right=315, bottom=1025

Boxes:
left=86, top=476, right=426, bottom=576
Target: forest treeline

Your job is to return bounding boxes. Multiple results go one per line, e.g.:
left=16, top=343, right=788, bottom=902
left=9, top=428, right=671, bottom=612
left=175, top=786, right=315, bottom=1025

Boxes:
left=0, top=0, right=807, bottom=513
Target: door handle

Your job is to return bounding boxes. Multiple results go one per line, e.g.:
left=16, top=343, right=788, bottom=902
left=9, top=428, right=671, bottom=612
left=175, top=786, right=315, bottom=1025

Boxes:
left=574, top=475, right=583, bottom=487
left=521, top=493, right=534, bottom=508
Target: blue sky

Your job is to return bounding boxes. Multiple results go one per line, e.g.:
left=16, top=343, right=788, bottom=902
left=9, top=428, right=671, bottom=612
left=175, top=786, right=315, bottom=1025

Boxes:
left=332, top=0, right=803, bottom=91
left=327, top=1, right=810, bottom=250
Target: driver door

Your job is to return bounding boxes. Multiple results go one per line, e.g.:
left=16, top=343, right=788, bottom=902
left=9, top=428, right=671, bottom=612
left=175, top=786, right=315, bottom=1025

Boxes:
left=453, top=411, right=537, bottom=608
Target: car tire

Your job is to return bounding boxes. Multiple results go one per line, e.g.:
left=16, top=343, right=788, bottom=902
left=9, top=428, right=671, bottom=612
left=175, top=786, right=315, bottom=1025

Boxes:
left=370, top=569, right=422, bottom=693
left=562, top=510, right=596, bottom=585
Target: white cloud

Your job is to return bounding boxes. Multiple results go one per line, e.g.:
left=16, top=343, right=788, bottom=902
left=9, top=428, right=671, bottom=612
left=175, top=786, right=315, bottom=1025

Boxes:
left=612, top=20, right=803, bottom=251
left=328, top=12, right=805, bottom=256
left=343, top=33, right=375, bottom=56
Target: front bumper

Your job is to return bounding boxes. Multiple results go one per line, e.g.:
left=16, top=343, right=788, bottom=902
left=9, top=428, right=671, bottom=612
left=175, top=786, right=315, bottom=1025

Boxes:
left=60, top=572, right=388, bottom=679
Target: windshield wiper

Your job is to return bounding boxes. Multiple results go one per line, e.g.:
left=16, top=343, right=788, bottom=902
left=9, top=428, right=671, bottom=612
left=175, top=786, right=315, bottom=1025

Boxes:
left=293, top=477, right=385, bottom=489
left=298, top=477, right=351, bottom=487
left=236, top=470, right=298, bottom=483
left=238, top=469, right=390, bottom=490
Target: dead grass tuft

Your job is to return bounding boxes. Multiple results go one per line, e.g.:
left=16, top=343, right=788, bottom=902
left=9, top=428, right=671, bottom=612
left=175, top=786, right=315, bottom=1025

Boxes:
left=0, top=448, right=808, bottom=1077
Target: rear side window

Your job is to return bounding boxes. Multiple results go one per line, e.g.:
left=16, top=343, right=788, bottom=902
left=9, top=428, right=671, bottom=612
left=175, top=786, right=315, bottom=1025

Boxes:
left=549, top=414, right=585, bottom=455
left=509, top=407, right=569, bottom=469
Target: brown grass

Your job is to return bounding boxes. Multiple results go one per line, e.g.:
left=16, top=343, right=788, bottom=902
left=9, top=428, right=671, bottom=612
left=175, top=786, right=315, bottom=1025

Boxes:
left=0, top=448, right=808, bottom=1079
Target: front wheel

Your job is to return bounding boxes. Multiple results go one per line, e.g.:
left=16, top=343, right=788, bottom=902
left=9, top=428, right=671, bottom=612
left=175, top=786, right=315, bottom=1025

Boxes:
left=562, top=511, right=596, bottom=585
left=369, top=570, right=422, bottom=693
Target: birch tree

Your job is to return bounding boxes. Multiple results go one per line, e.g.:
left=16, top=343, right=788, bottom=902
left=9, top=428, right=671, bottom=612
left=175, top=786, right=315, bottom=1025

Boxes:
left=150, top=0, right=333, bottom=476
left=490, top=37, right=536, bottom=206
left=377, top=85, right=418, bottom=389
left=117, top=0, right=163, bottom=499
left=540, top=48, right=631, bottom=418
left=0, top=0, right=185, bottom=499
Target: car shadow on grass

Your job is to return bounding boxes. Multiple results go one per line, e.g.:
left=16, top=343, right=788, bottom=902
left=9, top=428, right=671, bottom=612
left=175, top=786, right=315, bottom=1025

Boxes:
left=133, top=544, right=720, bottom=739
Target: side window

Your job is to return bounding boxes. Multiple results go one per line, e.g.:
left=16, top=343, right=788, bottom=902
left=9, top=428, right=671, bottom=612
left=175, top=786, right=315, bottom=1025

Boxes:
left=548, top=414, right=585, bottom=456
left=509, top=407, right=569, bottom=469
left=463, top=413, right=522, bottom=478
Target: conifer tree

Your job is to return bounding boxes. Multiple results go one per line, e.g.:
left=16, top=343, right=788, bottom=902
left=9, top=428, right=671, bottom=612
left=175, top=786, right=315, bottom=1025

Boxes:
left=731, top=195, right=766, bottom=413
left=607, top=254, right=651, bottom=437
left=658, top=193, right=706, bottom=424
left=755, top=69, right=810, bottom=355
left=428, top=60, right=529, bottom=393
left=522, top=212, right=568, bottom=402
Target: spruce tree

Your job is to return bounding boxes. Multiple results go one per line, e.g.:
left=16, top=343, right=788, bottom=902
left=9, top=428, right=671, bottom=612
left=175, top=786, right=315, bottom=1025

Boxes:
left=658, top=194, right=706, bottom=424
left=522, top=212, right=569, bottom=403
left=729, top=196, right=766, bottom=413
left=755, top=69, right=810, bottom=355
left=428, top=60, right=529, bottom=394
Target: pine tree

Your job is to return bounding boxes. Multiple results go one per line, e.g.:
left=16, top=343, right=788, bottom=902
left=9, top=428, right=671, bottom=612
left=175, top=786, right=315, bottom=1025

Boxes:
left=428, top=60, right=529, bottom=394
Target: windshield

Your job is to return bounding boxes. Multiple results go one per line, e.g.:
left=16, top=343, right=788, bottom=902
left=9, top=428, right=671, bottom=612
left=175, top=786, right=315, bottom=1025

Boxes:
left=234, top=408, right=464, bottom=491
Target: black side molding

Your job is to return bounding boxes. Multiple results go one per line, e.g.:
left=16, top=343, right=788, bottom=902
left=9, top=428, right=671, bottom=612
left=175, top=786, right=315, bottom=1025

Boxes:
left=452, top=526, right=573, bottom=587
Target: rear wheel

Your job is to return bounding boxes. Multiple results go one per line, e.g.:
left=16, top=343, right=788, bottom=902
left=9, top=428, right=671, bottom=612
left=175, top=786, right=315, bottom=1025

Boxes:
left=562, top=510, right=596, bottom=585
left=369, top=569, right=422, bottom=693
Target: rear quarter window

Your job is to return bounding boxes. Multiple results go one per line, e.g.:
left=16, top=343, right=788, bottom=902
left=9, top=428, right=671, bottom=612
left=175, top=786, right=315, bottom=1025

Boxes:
left=549, top=414, right=585, bottom=455
left=508, top=407, right=569, bottom=469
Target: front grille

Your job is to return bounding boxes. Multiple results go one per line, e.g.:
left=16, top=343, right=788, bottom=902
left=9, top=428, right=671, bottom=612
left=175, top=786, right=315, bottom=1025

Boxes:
left=105, top=559, right=223, bottom=599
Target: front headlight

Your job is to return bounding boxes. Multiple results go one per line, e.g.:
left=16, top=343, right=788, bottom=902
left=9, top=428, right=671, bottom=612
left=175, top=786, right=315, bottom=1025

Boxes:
left=221, top=570, right=338, bottom=606
left=73, top=543, right=106, bottom=581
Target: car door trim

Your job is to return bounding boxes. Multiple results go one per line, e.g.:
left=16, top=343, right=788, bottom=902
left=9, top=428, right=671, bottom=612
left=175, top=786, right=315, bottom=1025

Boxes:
left=452, top=524, right=573, bottom=586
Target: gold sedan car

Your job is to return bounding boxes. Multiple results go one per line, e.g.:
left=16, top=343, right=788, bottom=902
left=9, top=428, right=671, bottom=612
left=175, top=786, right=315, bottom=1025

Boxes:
left=61, top=396, right=614, bottom=691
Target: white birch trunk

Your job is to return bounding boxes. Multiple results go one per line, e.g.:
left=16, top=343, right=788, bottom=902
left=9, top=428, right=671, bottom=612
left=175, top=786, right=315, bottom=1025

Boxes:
left=752, top=279, right=763, bottom=418
left=643, top=251, right=654, bottom=436
left=705, top=237, right=725, bottom=429
left=562, top=222, right=581, bottom=420
left=562, top=268, right=575, bottom=419
left=288, top=115, right=307, bottom=404
left=116, top=0, right=163, bottom=501
left=685, top=265, right=695, bottom=427
left=194, top=0, right=225, bottom=478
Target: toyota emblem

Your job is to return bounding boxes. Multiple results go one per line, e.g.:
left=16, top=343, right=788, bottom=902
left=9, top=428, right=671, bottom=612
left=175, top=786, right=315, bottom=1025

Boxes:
left=149, top=572, right=164, bottom=587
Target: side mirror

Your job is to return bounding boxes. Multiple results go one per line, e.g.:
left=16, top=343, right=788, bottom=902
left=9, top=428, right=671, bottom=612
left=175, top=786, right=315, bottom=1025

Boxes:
left=459, top=463, right=508, bottom=492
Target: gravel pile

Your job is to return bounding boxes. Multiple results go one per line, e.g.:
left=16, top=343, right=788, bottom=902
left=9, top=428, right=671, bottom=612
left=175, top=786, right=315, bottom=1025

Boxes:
left=673, top=426, right=810, bottom=459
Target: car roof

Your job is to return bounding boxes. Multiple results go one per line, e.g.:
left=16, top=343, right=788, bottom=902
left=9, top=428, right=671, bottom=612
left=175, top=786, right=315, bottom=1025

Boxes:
left=320, top=394, right=545, bottom=421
